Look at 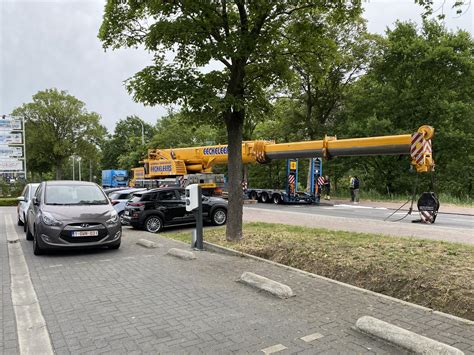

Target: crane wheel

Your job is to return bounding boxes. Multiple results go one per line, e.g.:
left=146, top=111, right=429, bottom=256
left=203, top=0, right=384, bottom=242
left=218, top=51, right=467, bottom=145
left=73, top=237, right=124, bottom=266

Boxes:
left=260, top=193, right=269, bottom=203
left=249, top=191, right=258, bottom=200
left=273, top=194, right=282, bottom=204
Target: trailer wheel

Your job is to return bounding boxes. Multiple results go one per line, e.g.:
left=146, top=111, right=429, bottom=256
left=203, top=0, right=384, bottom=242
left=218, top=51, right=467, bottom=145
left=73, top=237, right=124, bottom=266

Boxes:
left=249, top=191, right=258, bottom=200
left=260, top=192, right=269, bottom=203
left=273, top=194, right=282, bottom=204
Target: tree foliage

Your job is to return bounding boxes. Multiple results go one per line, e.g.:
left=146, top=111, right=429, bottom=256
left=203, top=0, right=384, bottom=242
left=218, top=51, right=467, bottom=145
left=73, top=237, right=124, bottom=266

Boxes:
left=101, top=115, right=155, bottom=171
left=12, top=89, right=106, bottom=179
left=99, top=0, right=362, bottom=240
left=335, top=21, right=474, bottom=197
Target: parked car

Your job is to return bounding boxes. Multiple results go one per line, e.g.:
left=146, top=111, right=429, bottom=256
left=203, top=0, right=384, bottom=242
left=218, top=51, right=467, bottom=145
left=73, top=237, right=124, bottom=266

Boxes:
left=122, top=187, right=228, bottom=233
left=26, top=181, right=122, bottom=255
left=108, top=188, right=146, bottom=222
left=16, top=183, right=40, bottom=230
left=103, top=187, right=127, bottom=196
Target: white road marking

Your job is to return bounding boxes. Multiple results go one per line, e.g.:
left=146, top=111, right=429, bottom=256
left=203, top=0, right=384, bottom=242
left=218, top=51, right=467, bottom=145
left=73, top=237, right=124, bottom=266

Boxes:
left=123, top=256, right=135, bottom=260
left=6, top=215, right=54, bottom=355
left=335, top=204, right=379, bottom=209
left=261, top=344, right=287, bottom=354
left=48, top=264, right=62, bottom=268
left=301, top=332, right=324, bottom=342
left=99, top=259, right=111, bottom=262
left=74, top=261, right=88, bottom=265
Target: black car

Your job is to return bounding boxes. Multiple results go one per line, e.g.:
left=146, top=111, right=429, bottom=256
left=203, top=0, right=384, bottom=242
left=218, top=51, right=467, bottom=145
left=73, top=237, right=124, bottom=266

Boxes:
left=122, top=187, right=228, bottom=233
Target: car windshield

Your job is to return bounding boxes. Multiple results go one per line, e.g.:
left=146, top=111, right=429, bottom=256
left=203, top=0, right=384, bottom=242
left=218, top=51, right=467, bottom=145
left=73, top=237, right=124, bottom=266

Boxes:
left=45, top=185, right=109, bottom=205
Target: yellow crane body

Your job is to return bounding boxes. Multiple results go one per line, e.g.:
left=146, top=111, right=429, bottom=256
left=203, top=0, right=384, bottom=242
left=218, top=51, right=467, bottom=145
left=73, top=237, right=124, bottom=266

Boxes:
left=130, top=126, right=434, bottom=186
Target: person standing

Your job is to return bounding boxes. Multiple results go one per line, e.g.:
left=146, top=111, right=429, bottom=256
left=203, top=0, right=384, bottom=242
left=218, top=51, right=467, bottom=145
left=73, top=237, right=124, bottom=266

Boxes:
left=350, top=176, right=360, bottom=203
left=323, top=175, right=331, bottom=200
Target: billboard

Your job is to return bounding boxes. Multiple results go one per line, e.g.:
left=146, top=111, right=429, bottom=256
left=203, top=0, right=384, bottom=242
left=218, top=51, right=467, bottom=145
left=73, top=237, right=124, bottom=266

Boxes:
left=0, top=146, right=23, bottom=157
left=0, top=132, right=23, bottom=144
left=0, top=119, right=22, bottom=130
left=0, top=159, right=23, bottom=171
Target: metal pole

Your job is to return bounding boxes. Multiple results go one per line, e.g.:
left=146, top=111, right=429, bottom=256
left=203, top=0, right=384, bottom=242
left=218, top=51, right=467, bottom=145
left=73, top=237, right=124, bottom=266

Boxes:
left=193, top=185, right=203, bottom=250
left=89, top=160, right=92, bottom=182
left=22, top=116, right=27, bottom=181
left=72, top=156, right=75, bottom=180
left=78, top=158, right=81, bottom=181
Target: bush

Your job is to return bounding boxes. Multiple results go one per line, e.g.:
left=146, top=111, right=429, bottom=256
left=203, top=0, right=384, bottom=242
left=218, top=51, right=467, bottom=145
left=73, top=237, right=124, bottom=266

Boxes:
left=0, top=198, right=18, bottom=206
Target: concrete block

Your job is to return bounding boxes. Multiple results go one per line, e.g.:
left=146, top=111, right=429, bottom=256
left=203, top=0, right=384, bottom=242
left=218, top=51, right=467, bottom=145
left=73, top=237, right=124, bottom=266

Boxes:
left=167, top=248, right=196, bottom=260
left=239, top=272, right=294, bottom=299
left=136, top=239, right=159, bottom=248
left=355, top=316, right=464, bottom=355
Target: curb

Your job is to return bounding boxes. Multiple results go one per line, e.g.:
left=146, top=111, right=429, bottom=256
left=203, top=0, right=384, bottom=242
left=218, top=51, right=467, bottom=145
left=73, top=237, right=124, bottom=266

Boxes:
left=238, top=271, right=294, bottom=299
left=203, top=241, right=474, bottom=325
left=136, top=239, right=159, bottom=248
left=355, top=316, right=464, bottom=354
left=167, top=248, right=196, bottom=260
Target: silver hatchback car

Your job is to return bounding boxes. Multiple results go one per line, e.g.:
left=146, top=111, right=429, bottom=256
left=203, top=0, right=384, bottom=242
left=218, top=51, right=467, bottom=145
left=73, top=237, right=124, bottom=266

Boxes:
left=26, top=181, right=121, bottom=255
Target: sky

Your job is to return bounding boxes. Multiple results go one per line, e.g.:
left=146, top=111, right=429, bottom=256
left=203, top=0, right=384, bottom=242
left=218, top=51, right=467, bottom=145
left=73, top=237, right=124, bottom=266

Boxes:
left=1, top=0, right=472, bottom=132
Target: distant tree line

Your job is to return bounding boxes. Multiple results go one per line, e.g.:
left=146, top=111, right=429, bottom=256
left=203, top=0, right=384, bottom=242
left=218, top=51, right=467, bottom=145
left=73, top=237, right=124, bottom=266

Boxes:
left=12, top=19, right=472, bottom=206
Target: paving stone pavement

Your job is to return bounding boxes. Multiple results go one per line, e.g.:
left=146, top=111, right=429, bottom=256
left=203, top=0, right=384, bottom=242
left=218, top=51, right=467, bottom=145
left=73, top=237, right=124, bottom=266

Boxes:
left=1, top=206, right=473, bottom=354
left=0, top=211, right=20, bottom=355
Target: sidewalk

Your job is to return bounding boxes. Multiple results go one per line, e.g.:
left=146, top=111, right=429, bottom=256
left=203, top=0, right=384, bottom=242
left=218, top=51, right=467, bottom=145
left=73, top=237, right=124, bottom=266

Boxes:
left=2, top=204, right=471, bottom=354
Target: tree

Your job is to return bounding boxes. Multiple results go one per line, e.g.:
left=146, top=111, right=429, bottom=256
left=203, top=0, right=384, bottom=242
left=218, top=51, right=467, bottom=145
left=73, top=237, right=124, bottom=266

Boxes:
left=101, top=115, right=155, bottom=171
left=150, top=111, right=223, bottom=149
left=12, top=89, right=106, bottom=179
left=99, top=0, right=361, bottom=241
left=339, top=21, right=474, bottom=197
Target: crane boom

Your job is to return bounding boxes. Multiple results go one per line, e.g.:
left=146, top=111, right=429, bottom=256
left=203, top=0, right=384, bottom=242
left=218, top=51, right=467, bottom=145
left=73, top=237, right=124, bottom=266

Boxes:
left=139, top=125, right=434, bottom=180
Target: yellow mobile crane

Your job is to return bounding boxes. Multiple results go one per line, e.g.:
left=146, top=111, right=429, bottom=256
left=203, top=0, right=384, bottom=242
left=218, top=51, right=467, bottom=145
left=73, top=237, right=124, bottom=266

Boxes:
left=130, top=124, right=437, bottom=222
left=131, top=125, right=434, bottom=183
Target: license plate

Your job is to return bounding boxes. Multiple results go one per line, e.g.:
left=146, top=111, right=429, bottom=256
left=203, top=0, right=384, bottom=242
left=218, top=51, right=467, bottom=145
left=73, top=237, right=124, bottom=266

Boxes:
left=72, top=230, right=99, bottom=237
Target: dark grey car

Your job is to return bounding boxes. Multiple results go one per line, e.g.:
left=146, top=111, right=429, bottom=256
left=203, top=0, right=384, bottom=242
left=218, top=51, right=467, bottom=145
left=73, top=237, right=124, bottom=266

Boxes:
left=26, top=181, right=122, bottom=255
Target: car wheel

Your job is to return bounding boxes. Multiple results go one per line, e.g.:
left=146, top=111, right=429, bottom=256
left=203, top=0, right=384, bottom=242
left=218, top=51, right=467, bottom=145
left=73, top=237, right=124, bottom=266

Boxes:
left=17, top=216, right=24, bottom=226
left=260, top=193, right=269, bottom=203
left=118, top=211, right=125, bottom=224
left=23, top=217, right=27, bottom=233
left=273, top=194, right=282, bottom=204
left=26, top=222, right=33, bottom=241
left=33, top=228, right=44, bottom=255
left=211, top=208, right=227, bottom=226
left=145, top=216, right=163, bottom=233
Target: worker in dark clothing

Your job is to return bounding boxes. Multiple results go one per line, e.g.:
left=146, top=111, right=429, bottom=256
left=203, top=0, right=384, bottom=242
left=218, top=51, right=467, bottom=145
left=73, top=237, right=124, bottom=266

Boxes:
left=323, top=175, right=331, bottom=200
left=350, top=176, right=360, bottom=203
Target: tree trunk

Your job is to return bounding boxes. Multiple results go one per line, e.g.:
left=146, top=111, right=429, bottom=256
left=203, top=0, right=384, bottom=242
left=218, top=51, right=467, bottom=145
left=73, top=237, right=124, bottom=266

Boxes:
left=55, top=162, right=62, bottom=180
left=225, top=112, right=244, bottom=242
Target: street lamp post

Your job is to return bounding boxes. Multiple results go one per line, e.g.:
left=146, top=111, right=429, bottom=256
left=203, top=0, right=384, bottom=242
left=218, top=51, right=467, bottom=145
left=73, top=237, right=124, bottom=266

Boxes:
left=138, top=120, right=145, bottom=145
left=77, top=156, right=82, bottom=181
left=72, top=156, right=75, bottom=180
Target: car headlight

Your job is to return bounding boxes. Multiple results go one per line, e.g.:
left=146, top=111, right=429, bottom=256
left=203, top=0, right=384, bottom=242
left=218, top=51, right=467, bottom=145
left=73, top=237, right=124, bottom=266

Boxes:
left=106, top=211, right=119, bottom=226
left=42, top=212, right=62, bottom=226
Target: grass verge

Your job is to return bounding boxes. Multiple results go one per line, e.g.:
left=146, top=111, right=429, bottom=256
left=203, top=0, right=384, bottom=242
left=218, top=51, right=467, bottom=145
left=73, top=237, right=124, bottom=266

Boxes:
left=166, top=222, right=474, bottom=320
left=0, top=198, right=17, bottom=207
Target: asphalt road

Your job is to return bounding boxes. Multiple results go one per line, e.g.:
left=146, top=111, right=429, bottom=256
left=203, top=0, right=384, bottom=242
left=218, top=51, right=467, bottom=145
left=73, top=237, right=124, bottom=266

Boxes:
left=246, top=202, right=474, bottom=230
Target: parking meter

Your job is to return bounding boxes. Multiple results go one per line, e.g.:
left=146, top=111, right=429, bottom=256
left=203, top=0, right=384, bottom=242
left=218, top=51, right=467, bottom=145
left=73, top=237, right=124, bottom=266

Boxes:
left=185, top=184, right=203, bottom=250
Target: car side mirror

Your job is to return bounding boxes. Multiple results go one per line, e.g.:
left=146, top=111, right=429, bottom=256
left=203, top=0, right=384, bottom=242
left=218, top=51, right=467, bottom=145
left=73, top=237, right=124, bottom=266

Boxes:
left=16, top=196, right=25, bottom=202
left=32, top=197, right=39, bottom=206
